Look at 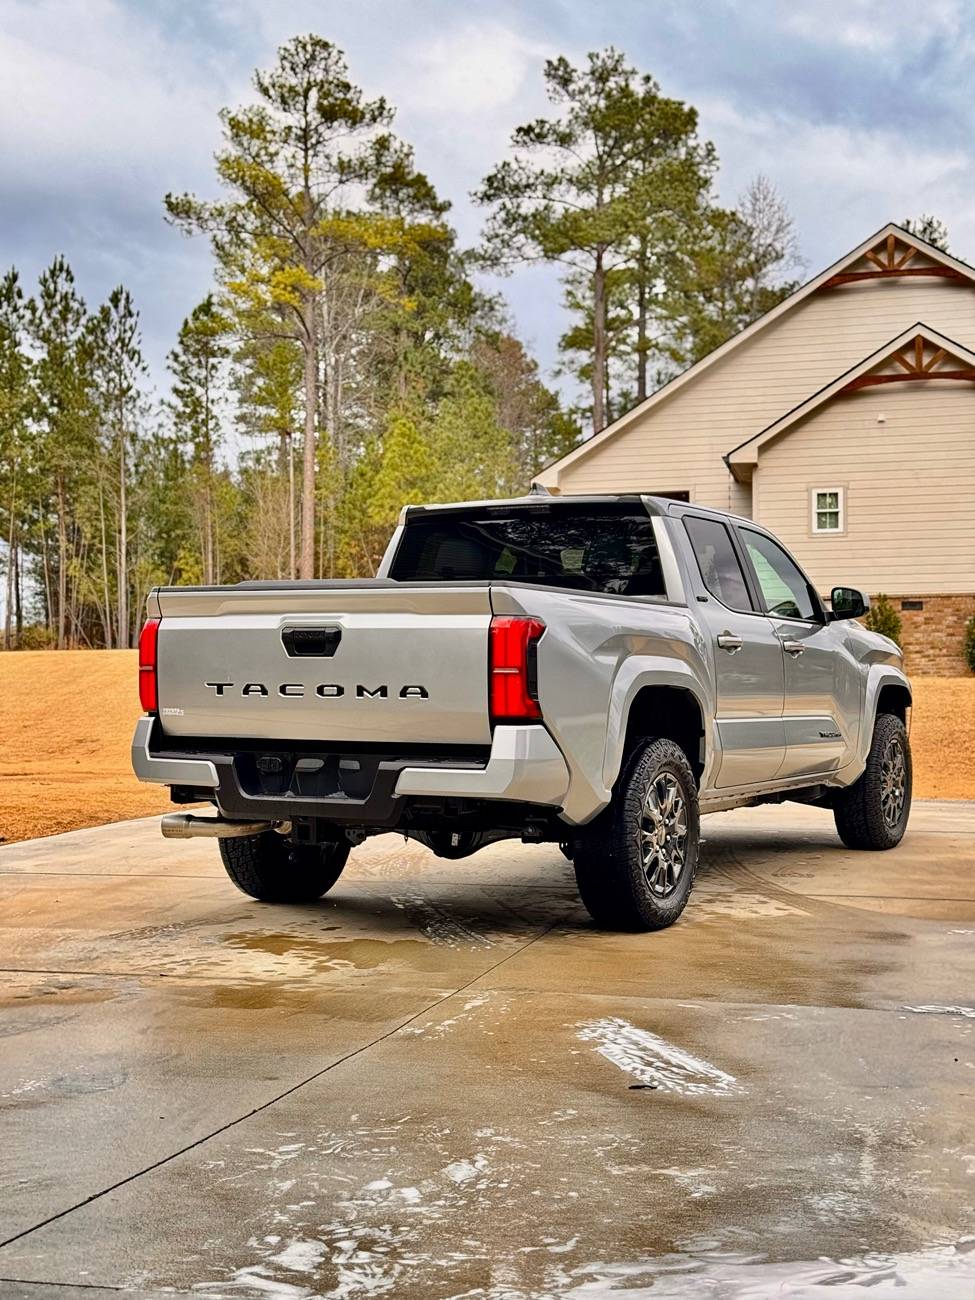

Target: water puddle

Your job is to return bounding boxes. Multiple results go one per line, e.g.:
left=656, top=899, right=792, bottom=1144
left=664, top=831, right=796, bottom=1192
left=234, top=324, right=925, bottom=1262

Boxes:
left=222, top=932, right=452, bottom=974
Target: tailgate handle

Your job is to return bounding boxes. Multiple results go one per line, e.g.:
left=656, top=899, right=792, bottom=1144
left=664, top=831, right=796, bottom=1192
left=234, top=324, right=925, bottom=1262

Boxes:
left=282, top=625, right=342, bottom=657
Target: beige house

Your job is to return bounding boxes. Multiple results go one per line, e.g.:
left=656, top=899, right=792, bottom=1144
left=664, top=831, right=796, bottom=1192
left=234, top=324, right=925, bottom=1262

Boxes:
left=534, top=223, right=975, bottom=674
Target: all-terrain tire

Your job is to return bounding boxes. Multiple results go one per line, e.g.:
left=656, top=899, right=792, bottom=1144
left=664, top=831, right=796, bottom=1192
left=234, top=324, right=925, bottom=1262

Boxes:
left=573, top=738, right=700, bottom=932
left=219, top=832, right=351, bottom=902
left=833, top=712, right=912, bottom=850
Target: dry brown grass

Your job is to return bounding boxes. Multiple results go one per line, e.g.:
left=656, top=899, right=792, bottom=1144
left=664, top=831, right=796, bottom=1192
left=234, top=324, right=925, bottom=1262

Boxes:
left=0, top=651, right=972, bottom=845
left=908, top=676, right=975, bottom=800
left=0, top=650, right=171, bottom=844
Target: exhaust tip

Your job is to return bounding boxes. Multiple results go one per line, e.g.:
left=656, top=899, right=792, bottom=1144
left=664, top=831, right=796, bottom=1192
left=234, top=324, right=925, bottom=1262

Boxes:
left=161, top=813, right=279, bottom=840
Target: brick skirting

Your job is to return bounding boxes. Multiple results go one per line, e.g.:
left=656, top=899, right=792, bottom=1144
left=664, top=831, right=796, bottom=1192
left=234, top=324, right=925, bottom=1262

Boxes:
left=879, top=593, right=975, bottom=675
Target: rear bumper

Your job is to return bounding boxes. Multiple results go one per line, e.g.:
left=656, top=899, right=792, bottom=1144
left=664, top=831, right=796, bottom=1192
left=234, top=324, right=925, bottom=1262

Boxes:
left=132, top=716, right=219, bottom=788
left=131, top=715, right=570, bottom=825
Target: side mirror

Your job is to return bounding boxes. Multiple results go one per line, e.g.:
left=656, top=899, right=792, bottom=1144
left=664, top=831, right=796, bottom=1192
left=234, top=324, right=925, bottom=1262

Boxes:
left=830, top=586, right=869, bottom=621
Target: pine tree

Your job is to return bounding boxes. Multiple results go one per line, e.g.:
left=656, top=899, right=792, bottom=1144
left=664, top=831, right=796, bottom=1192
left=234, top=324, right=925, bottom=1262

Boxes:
left=0, top=270, right=30, bottom=648
left=666, top=178, right=802, bottom=367
left=88, top=287, right=147, bottom=646
left=476, top=49, right=715, bottom=432
left=26, top=258, right=96, bottom=647
left=166, top=35, right=393, bottom=578
left=167, top=296, right=230, bottom=584
left=901, top=214, right=950, bottom=253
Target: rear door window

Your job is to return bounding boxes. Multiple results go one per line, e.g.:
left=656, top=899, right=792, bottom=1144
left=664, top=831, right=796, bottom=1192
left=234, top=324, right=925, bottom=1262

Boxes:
left=683, top=516, right=753, bottom=612
left=390, top=504, right=666, bottom=597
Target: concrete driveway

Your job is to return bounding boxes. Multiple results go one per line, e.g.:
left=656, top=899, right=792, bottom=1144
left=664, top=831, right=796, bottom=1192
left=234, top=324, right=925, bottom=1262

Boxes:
left=1, top=801, right=974, bottom=1299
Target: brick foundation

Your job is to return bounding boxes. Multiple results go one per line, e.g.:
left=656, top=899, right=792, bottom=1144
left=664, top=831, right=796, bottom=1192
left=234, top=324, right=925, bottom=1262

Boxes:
left=877, top=593, right=975, bottom=675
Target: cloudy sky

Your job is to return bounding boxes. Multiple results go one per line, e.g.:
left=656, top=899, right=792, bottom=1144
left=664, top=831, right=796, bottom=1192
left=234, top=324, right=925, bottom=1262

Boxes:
left=3, top=0, right=974, bottom=405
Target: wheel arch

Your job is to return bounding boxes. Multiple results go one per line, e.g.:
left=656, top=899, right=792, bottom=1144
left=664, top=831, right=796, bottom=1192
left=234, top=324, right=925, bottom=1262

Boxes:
left=875, top=681, right=912, bottom=724
left=862, top=667, right=913, bottom=763
left=611, top=678, right=708, bottom=791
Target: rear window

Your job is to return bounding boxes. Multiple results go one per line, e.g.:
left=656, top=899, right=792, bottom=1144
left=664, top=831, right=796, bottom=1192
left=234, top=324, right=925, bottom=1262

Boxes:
left=390, top=504, right=666, bottom=597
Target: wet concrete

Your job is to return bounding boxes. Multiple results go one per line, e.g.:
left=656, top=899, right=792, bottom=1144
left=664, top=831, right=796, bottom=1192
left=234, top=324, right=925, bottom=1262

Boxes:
left=0, top=801, right=973, bottom=1298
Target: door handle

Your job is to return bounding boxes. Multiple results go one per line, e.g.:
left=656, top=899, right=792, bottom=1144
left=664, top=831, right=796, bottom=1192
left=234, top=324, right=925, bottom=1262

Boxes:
left=781, top=639, right=805, bottom=656
left=716, top=632, right=743, bottom=654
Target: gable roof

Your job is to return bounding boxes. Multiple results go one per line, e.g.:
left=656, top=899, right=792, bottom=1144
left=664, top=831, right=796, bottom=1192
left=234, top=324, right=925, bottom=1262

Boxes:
left=534, top=222, right=975, bottom=485
left=725, top=322, right=975, bottom=480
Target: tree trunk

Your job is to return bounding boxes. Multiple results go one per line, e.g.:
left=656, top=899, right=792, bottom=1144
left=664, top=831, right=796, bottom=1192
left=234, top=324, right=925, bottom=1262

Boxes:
left=592, top=252, right=607, bottom=433
left=204, top=478, right=214, bottom=585
left=38, top=502, right=53, bottom=638
left=4, top=471, right=15, bottom=649
left=3, top=538, right=12, bottom=650
left=13, top=542, right=22, bottom=644
left=56, top=475, right=67, bottom=649
left=118, top=420, right=128, bottom=648
left=288, top=432, right=296, bottom=580
left=326, top=347, right=343, bottom=580
left=636, top=239, right=649, bottom=403
left=299, top=301, right=318, bottom=579
left=98, top=479, right=113, bottom=648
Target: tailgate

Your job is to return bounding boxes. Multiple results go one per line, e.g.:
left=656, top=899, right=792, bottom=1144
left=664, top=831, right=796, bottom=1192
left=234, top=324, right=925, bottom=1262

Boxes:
left=153, top=583, right=493, bottom=746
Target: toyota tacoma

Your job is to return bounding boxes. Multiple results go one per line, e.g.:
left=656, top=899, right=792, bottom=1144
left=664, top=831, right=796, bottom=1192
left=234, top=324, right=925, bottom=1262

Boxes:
left=132, top=494, right=912, bottom=931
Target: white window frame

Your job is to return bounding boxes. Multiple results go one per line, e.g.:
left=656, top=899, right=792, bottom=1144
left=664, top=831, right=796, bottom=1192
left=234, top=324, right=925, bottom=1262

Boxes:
left=810, top=486, right=845, bottom=534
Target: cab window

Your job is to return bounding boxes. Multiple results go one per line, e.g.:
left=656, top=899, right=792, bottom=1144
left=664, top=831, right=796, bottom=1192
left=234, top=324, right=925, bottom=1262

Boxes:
left=740, top=528, right=817, bottom=621
left=683, top=516, right=753, bottom=612
left=391, top=503, right=666, bottom=596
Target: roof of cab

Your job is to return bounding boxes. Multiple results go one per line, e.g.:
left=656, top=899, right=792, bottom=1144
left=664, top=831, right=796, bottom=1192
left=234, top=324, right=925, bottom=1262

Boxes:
left=402, top=492, right=753, bottom=524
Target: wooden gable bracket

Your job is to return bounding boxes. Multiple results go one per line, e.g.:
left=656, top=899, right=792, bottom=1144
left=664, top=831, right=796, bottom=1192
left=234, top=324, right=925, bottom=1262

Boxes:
left=842, top=333, right=975, bottom=392
left=824, top=232, right=967, bottom=288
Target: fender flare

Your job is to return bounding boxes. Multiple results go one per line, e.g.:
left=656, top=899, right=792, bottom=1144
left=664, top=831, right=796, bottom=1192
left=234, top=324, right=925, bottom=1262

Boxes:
left=861, top=665, right=912, bottom=755
left=602, top=657, right=715, bottom=795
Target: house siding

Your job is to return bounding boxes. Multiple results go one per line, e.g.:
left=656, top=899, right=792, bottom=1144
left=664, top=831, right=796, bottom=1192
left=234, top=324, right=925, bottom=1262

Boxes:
left=753, top=383, right=975, bottom=597
left=550, top=276, right=975, bottom=517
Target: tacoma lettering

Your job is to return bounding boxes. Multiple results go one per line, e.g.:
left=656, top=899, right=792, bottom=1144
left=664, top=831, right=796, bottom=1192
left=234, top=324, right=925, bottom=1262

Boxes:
left=203, top=681, right=428, bottom=700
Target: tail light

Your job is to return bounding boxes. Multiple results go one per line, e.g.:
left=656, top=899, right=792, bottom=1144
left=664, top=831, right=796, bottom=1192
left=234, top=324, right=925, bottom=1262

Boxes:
left=138, top=617, right=160, bottom=713
left=489, top=616, right=545, bottom=722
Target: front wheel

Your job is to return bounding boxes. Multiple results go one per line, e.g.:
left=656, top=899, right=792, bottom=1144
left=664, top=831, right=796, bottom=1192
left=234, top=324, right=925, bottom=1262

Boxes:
left=219, top=831, right=350, bottom=902
left=573, top=738, right=700, bottom=932
left=833, top=712, right=912, bottom=850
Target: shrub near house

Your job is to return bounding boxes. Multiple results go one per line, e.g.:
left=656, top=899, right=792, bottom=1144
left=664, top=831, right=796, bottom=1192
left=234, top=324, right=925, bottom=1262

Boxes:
left=865, top=595, right=902, bottom=646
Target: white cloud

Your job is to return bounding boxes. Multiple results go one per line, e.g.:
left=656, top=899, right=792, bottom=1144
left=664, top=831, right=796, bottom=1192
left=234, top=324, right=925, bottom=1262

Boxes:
left=696, top=92, right=975, bottom=268
left=0, top=1, right=235, bottom=195
left=781, top=0, right=966, bottom=51
left=403, top=20, right=552, bottom=115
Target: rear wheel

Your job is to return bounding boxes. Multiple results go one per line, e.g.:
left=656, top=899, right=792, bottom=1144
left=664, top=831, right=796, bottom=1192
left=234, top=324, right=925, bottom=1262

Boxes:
left=219, top=831, right=350, bottom=902
left=573, top=738, right=699, bottom=932
left=833, top=712, right=912, bottom=850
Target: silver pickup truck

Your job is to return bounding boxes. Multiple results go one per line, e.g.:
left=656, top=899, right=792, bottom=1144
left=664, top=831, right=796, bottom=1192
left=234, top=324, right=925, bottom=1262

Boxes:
left=132, top=494, right=912, bottom=931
